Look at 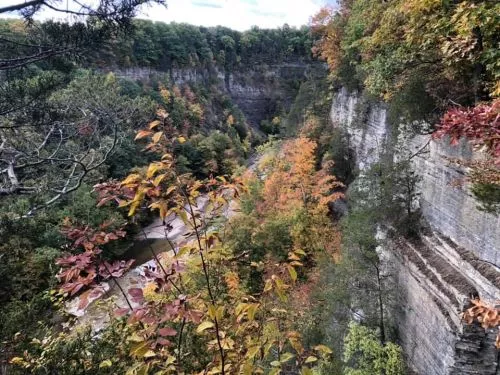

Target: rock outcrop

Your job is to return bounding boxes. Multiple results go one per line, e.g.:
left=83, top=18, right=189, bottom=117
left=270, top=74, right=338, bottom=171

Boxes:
left=331, top=88, right=500, bottom=375
left=113, top=64, right=309, bottom=128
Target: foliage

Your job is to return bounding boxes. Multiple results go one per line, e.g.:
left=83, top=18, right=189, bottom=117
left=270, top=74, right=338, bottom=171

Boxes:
left=11, top=107, right=335, bottom=374
left=433, top=99, right=500, bottom=163
left=343, top=322, right=405, bottom=375
left=311, top=0, right=499, bottom=111
left=0, top=70, right=154, bottom=213
left=10, top=320, right=136, bottom=375
left=55, top=219, right=132, bottom=306
left=261, top=137, right=343, bottom=214
left=285, top=65, right=332, bottom=137
left=471, top=181, right=500, bottom=215
left=100, top=20, right=313, bottom=71
left=462, top=298, right=500, bottom=348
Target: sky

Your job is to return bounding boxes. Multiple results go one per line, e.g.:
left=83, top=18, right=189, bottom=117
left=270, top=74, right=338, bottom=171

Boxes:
left=1, top=0, right=332, bottom=31
left=141, top=0, right=329, bottom=30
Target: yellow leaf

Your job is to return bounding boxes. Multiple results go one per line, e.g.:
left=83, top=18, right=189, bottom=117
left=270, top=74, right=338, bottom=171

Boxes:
left=280, top=352, right=295, bottom=363
left=196, top=321, right=214, bottom=334
left=165, top=185, right=177, bottom=196
left=121, top=173, right=140, bottom=186
left=247, top=303, right=259, bottom=321
left=175, top=246, right=191, bottom=258
left=149, top=120, right=161, bottom=130
left=314, top=344, right=333, bottom=355
left=294, top=249, right=306, bottom=256
left=301, top=367, right=314, bottom=375
left=128, top=333, right=143, bottom=342
left=287, top=265, right=297, bottom=282
left=10, top=357, right=25, bottom=365
left=153, top=174, right=166, bottom=186
left=208, top=305, right=217, bottom=320
left=178, top=136, right=186, bottom=143
left=152, top=131, right=163, bottom=144
left=216, top=306, right=225, bottom=320
left=305, top=356, right=317, bottom=363
left=128, top=200, right=141, bottom=217
left=147, top=162, right=164, bottom=178
left=161, top=153, right=173, bottom=161
left=263, top=280, right=273, bottom=293
left=235, top=302, right=248, bottom=317
left=130, top=341, right=150, bottom=358
left=246, top=345, right=260, bottom=360
left=99, top=360, right=112, bottom=368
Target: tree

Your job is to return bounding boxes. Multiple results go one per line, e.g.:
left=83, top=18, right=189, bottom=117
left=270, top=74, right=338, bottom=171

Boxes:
left=262, top=137, right=343, bottom=214
left=433, top=99, right=500, bottom=214
left=433, top=98, right=500, bottom=164
left=0, top=0, right=166, bottom=71
left=0, top=0, right=165, bottom=214
left=0, top=71, right=154, bottom=214
left=11, top=109, right=333, bottom=375
left=311, top=1, right=499, bottom=103
left=343, top=322, right=405, bottom=375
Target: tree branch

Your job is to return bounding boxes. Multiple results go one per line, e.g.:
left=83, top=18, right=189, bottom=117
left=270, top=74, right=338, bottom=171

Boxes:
left=0, top=0, right=44, bottom=14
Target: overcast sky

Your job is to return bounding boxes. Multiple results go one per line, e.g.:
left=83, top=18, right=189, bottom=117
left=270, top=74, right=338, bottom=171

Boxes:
left=142, top=0, right=329, bottom=30
left=2, top=0, right=332, bottom=30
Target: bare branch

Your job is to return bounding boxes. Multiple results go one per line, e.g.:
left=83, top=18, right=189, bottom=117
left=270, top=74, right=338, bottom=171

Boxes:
left=0, top=0, right=44, bottom=14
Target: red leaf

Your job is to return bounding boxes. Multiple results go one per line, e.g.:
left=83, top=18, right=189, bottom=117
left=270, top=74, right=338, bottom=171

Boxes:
left=158, top=327, right=177, bottom=337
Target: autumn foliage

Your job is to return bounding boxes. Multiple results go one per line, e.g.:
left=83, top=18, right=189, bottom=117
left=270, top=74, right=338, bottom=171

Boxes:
left=262, top=137, right=343, bottom=214
left=310, top=5, right=347, bottom=73
left=463, top=299, right=500, bottom=348
left=433, top=99, right=500, bottom=164
left=55, top=220, right=133, bottom=309
left=9, top=110, right=338, bottom=375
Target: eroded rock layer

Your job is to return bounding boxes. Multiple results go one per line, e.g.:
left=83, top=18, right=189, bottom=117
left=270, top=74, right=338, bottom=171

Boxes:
left=331, top=88, right=500, bottom=375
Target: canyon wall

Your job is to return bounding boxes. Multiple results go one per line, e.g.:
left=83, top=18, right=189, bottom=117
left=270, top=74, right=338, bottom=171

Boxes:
left=331, top=88, right=500, bottom=375
left=112, top=64, right=310, bottom=128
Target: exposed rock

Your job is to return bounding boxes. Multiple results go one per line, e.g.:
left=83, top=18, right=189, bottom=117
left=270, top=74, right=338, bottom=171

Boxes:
left=113, top=64, right=310, bottom=128
left=331, top=88, right=500, bottom=375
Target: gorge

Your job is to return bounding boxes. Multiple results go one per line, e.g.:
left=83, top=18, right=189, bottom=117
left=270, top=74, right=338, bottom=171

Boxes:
left=1, top=1, right=499, bottom=373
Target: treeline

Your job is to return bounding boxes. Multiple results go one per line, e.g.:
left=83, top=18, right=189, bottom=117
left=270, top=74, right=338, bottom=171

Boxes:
left=95, top=20, right=313, bottom=71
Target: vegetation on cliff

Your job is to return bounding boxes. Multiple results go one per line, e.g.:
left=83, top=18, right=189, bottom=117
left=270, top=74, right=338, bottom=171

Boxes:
left=312, top=0, right=500, bottom=213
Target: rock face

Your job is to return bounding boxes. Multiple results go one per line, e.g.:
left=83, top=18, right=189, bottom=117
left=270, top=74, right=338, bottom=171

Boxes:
left=113, top=64, right=309, bottom=127
left=331, top=88, right=500, bottom=375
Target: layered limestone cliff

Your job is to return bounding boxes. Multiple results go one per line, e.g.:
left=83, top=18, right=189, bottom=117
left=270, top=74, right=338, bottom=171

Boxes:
left=112, top=64, right=309, bottom=127
left=331, top=88, right=500, bottom=375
